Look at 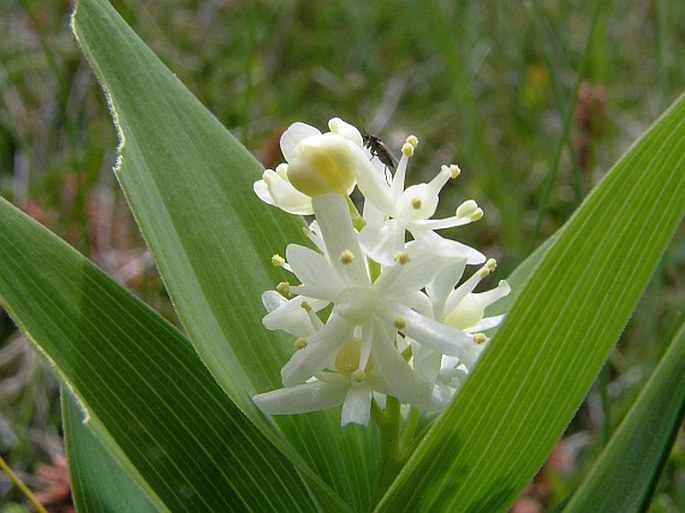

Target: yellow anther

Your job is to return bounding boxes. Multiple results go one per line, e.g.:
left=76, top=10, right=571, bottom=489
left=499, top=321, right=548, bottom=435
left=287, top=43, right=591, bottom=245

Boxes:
left=473, top=333, right=487, bottom=344
left=411, top=197, right=422, bottom=210
left=276, top=281, right=291, bottom=296
left=401, top=142, right=415, bottom=157
left=406, top=135, right=419, bottom=148
left=479, top=258, right=497, bottom=278
left=340, top=249, right=355, bottom=264
left=393, top=315, right=407, bottom=330
left=302, top=225, right=311, bottom=237
left=394, top=252, right=411, bottom=265
left=449, top=164, right=461, bottom=179
left=271, top=254, right=286, bottom=267
left=294, top=338, right=308, bottom=350
left=300, top=301, right=312, bottom=313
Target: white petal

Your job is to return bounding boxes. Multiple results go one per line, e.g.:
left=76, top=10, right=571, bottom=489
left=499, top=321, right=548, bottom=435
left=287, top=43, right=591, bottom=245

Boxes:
left=362, top=196, right=385, bottom=226
left=411, top=342, right=442, bottom=384
left=328, top=117, right=363, bottom=146
left=387, top=305, right=479, bottom=368
left=261, top=290, right=288, bottom=313
left=261, top=294, right=323, bottom=337
left=358, top=219, right=404, bottom=266
left=411, top=228, right=485, bottom=265
left=375, top=245, right=453, bottom=297
left=286, top=244, right=343, bottom=300
left=253, top=179, right=277, bottom=206
left=281, top=122, right=321, bottom=162
left=281, top=315, right=353, bottom=386
left=341, top=386, right=373, bottom=426
left=253, top=380, right=347, bottom=415
left=466, top=314, right=506, bottom=332
left=258, top=169, right=314, bottom=215
left=427, top=260, right=467, bottom=319
left=369, top=323, right=434, bottom=409
left=311, top=194, right=369, bottom=286
left=351, top=148, right=395, bottom=214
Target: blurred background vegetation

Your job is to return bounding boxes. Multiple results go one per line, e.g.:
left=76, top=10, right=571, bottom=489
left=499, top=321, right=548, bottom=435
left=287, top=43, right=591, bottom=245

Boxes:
left=0, top=0, right=682, bottom=511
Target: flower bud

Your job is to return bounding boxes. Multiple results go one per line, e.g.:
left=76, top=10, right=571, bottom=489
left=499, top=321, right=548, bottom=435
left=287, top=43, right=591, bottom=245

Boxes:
left=287, top=133, right=356, bottom=197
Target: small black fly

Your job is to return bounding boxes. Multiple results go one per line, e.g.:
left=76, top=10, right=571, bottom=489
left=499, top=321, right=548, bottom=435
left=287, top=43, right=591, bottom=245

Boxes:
left=361, top=131, right=398, bottom=170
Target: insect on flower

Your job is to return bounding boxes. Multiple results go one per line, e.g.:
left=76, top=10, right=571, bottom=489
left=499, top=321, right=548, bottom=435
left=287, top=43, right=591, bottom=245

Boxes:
left=362, top=131, right=398, bottom=170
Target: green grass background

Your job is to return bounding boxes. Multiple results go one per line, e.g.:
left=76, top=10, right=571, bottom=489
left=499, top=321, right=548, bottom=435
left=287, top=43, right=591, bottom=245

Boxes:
left=0, top=1, right=683, bottom=511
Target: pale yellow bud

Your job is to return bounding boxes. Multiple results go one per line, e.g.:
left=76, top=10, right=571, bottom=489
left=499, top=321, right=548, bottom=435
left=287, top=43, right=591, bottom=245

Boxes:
left=287, top=133, right=356, bottom=197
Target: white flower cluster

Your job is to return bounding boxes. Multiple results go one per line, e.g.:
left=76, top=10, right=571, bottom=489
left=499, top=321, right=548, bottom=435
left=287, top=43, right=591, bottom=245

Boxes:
left=252, top=118, right=510, bottom=426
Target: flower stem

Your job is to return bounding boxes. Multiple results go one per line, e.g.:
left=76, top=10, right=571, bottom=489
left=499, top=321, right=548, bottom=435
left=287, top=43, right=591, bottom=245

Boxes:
left=373, top=396, right=406, bottom=503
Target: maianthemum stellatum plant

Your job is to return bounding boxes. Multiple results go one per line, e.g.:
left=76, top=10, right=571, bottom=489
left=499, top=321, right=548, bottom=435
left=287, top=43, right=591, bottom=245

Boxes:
left=0, top=0, right=683, bottom=511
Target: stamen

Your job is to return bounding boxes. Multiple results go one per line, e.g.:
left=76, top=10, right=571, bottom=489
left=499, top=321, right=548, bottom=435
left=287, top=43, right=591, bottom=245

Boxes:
left=455, top=199, right=484, bottom=221
left=406, top=135, right=419, bottom=148
left=473, top=333, right=487, bottom=344
left=276, top=281, right=290, bottom=296
left=271, top=254, right=286, bottom=267
left=300, top=301, right=312, bottom=313
left=394, top=252, right=410, bottom=265
left=480, top=258, right=497, bottom=278
left=449, top=164, right=461, bottom=179
left=402, top=142, right=415, bottom=157
left=411, top=197, right=422, bottom=209
left=294, top=338, right=308, bottom=350
left=393, top=315, right=407, bottom=330
left=339, top=249, right=355, bottom=264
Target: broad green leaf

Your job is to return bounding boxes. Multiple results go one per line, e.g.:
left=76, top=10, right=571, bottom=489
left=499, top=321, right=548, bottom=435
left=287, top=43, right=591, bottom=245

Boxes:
left=0, top=197, right=343, bottom=512
left=62, top=391, right=156, bottom=513
left=72, top=0, right=376, bottom=508
left=376, top=94, right=685, bottom=512
left=562, top=322, right=685, bottom=513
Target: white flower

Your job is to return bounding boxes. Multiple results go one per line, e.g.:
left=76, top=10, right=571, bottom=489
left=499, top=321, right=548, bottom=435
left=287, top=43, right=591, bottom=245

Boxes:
left=414, top=258, right=511, bottom=408
left=251, top=117, right=510, bottom=425
left=255, top=336, right=415, bottom=426
left=357, top=137, right=486, bottom=266
left=256, top=193, right=481, bottom=421
left=252, top=118, right=362, bottom=212
left=253, top=163, right=314, bottom=215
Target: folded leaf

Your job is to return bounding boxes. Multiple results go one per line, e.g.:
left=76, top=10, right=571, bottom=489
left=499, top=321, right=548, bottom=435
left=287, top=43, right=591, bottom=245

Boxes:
left=72, top=0, right=376, bottom=507
left=0, top=198, right=346, bottom=512
left=376, top=94, right=685, bottom=512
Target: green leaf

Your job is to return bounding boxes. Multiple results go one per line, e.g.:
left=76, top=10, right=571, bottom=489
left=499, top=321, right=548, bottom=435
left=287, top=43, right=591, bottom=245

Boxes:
left=562, top=322, right=685, bottom=513
left=0, top=197, right=340, bottom=512
left=375, top=94, right=685, bottom=512
left=62, top=391, right=157, bottom=513
left=71, top=0, right=375, bottom=508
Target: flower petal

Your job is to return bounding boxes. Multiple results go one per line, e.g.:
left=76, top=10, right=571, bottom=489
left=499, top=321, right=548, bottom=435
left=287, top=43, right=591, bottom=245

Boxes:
left=261, top=293, right=323, bottom=337
left=411, top=227, right=485, bottom=265
left=311, top=194, right=369, bottom=286
left=341, top=386, right=373, bottom=426
left=256, top=169, right=314, bottom=215
left=253, top=380, right=347, bottom=415
left=286, top=243, right=343, bottom=301
left=369, top=322, right=434, bottom=409
left=358, top=219, right=404, bottom=266
left=387, top=304, right=480, bottom=368
left=280, top=122, right=321, bottom=162
left=281, top=315, right=353, bottom=387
